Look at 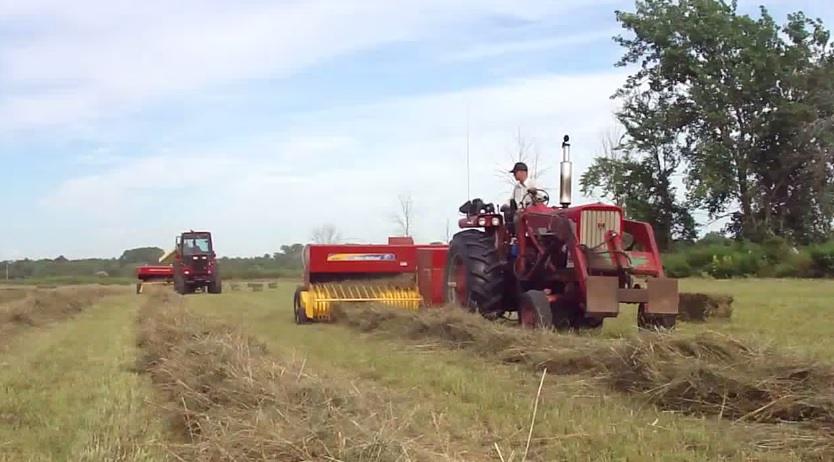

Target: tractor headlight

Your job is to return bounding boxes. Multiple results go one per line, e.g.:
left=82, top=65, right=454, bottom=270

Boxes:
left=491, top=217, right=500, bottom=226
left=478, top=217, right=487, bottom=226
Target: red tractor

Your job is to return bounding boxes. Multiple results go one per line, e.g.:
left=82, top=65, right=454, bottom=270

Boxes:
left=444, top=135, right=678, bottom=330
left=172, top=230, right=223, bottom=295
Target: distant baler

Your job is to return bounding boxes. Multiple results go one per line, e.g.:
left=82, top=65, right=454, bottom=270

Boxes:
left=135, top=265, right=173, bottom=294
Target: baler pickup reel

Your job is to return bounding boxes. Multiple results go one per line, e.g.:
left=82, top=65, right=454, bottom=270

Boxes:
left=293, top=237, right=449, bottom=324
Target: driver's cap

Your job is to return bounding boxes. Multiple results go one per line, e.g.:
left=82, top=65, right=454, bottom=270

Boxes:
left=509, top=162, right=528, bottom=173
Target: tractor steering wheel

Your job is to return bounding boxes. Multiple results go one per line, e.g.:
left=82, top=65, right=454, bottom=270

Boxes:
left=521, top=188, right=550, bottom=208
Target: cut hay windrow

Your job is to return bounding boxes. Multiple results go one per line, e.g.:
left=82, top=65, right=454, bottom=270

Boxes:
left=135, top=291, right=465, bottom=462
left=333, top=303, right=834, bottom=432
left=0, top=286, right=125, bottom=343
left=0, top=288, right=30, bottom=305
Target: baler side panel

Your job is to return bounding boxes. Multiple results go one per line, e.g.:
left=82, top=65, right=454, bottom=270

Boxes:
left=416, top=247, right=448, bottom=306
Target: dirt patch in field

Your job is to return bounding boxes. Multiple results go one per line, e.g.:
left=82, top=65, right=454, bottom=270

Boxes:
left=134, top=291, right=462, bottom=461
left=333, top=303, right=834, bottom=435
left=0, top=286, right=125, bottom=343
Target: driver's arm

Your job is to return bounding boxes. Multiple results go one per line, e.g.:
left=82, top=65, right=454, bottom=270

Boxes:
left=525, top=178, right=540, bottom=198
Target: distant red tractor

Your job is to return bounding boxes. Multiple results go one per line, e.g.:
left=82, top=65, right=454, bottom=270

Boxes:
left=172, top=230, right=222, bottom=295
left=444, top=135, right=678, bottom=330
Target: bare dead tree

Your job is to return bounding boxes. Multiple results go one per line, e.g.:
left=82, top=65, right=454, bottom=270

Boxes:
left=494, top=127, right=552, bottom=187
left=310, top=224, right=341, bottom=244
left=391, top=194, right=415, bottom=236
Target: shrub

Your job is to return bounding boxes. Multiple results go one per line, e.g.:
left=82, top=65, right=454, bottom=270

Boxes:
left=662, top=253, right=693, bottom=278
left=808, top=240, right=834, bottom=278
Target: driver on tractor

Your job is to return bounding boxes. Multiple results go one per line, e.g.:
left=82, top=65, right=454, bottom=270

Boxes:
left=501, top=161, right=541, bottom=213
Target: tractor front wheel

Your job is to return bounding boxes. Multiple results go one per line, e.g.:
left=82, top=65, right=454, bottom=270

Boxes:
left=637, top=303, right=676, bottom=331
left=518, top=290, right=553, bottom=329
left=443, top=229, right=507, bottom=317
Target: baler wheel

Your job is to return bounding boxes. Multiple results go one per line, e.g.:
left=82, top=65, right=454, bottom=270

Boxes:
left=293, top=287, right=309, bottom=324
left=518, top=290, right=553, bottom=329
left=443, top=229, right=506, bottom=317
left=637, top=303, right=676, bottom=331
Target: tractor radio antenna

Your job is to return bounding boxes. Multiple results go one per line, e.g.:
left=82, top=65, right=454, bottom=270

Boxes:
left=560, top=134, right=572, bottom=208
left=465, top=102, right=471, bottom=200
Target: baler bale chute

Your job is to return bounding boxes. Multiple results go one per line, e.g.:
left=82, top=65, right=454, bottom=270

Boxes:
left=444, top=134, right=680, bottom=330
left=293, top=237, right=449, bottom=323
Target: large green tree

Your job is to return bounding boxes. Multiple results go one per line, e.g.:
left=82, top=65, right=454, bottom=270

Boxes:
left=586, top=0, right=834, bottom=243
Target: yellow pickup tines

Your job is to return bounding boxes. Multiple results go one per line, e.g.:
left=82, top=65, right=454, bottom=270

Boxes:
left=303, top=283, right=421, bottom=320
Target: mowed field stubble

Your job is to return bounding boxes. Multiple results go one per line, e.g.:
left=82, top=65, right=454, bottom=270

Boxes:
left=0, top=278, right=833, bottom=461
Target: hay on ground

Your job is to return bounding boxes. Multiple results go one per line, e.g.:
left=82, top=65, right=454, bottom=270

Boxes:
left=0, top=286, right=123, bottom=330
left=333, top=302, right=834, bottom=432
left=678, top=292, right=734, bottom=321
left=0, top=288, right=30, bottom=305
left=135, top=292, right=452, bottom=461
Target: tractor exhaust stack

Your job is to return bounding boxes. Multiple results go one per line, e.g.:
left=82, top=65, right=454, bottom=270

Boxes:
left=559, top=134, right=572, bottom=208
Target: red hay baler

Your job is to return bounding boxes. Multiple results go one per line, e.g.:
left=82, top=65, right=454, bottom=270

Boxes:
left=292, top=237, right=448, bottom=323
left=135, top=264, right=174, bottom=294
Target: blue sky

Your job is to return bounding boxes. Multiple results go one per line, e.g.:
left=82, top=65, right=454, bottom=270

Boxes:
left=0, top=0, right=832, bottom=259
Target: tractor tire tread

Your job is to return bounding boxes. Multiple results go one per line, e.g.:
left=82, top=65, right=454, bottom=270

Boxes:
left=447, top=229, right=506, bottom=316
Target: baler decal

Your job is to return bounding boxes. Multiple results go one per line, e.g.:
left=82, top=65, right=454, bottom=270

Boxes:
left=326, top=253, right=396, bottom=262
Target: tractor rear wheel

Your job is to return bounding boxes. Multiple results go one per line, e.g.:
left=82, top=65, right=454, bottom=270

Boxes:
left=443, top=229, right=506, bottom=317
left=518, top=290, right=552, bottom=328
left=173, top=273, right=184, bottom=294
left=207, top=276, right=222, bottom=294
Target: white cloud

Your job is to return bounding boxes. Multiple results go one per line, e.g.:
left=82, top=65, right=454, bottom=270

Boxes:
left=0, top=0, right=620, bottom=132
left=40, top=70, right=629, bottom=256
left=438, top=29, right=619, bottom=62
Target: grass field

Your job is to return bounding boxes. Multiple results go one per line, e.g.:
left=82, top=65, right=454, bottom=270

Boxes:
left=0, top=279, right=832, bottom=461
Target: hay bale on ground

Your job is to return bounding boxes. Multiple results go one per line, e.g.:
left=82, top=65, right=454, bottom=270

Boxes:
left=678, top=292, right=734, bottom=322
left=267, top=282, right=278, bottom=289
left=230, top=283, right=240, bottom=291
left=249, top=283, right=264, bottom=292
